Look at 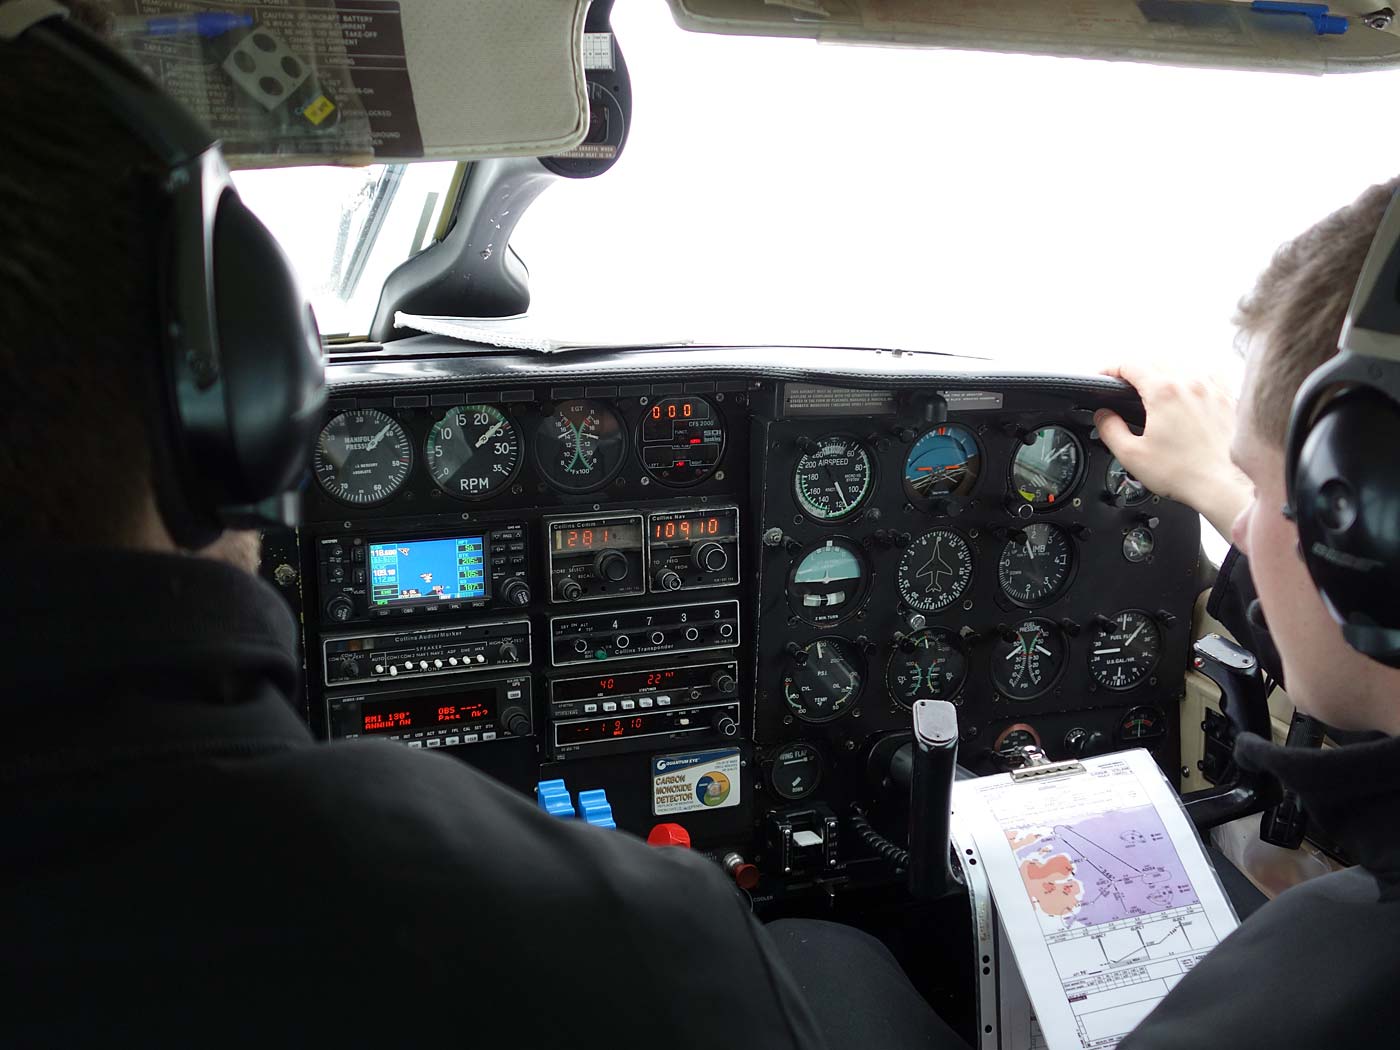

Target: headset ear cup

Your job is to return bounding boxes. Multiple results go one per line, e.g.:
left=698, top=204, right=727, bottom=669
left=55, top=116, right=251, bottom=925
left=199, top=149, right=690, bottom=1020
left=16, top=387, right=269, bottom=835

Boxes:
left=211, top=191, right=324, bottom=505
left=1293, top=386, right=1400, bottom=664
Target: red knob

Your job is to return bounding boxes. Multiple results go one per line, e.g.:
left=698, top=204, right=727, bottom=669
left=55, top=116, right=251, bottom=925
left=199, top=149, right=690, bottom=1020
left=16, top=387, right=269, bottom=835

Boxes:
left=647, top=822, right=692, bottom=848
left=723, top=851, right=759, bottom=890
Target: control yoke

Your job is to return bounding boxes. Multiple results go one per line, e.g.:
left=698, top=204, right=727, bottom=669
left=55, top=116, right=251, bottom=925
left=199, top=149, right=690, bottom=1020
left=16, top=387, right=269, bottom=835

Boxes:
left=1181, top=634, right=1281, bottom=832
left=907, top=699, right=960, bottom=899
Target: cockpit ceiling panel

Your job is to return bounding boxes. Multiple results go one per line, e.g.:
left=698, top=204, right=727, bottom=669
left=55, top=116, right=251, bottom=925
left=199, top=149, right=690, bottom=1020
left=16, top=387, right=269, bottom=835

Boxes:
left=669, top=0, right=1400, bottom=74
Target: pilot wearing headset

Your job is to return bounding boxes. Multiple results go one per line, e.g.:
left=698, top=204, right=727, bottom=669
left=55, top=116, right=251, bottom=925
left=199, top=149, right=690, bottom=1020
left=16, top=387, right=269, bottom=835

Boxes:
left=1097, top=178, right=1400, bottom=1048
left=0, top=3, right=960, bottom=1046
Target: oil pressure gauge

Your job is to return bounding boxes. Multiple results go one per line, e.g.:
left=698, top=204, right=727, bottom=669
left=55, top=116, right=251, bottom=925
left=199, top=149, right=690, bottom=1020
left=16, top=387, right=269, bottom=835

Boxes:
left=782, top=638, right=864, bottom=723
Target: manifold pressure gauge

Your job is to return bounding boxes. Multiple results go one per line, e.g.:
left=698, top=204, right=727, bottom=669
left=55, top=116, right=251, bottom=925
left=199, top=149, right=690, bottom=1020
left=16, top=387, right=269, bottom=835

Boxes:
left=313, top=409, right=413, bottom=506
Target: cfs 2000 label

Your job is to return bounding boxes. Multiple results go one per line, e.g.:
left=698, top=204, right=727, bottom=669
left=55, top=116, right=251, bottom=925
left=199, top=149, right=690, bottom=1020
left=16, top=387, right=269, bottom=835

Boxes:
left=652, top=748, right=741, bottom=816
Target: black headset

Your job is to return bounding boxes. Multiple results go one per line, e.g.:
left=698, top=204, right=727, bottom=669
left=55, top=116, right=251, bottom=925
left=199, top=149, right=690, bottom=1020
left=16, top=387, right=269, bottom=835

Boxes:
left=0, top=0, right=325, bottom=549
left=1285, top=188, right=1400, bottom=666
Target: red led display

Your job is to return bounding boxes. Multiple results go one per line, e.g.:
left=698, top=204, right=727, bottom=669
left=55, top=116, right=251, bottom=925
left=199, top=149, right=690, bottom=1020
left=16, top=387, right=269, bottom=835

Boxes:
left=651, top=517, right=724, bottom=541
left=360, top=692, right=494, bottom=734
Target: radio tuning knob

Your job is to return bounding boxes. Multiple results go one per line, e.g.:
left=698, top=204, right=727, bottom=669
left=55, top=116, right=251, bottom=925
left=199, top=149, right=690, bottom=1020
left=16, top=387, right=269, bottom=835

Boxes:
left=654, top=569, right=683, bottom=592
left=557, top=577, right=583, bottom=602
left=501, top=706, right=531, bottom=737
left=325, top=596, right=354, bottom=622
left=594, top=549, right=630, bottom=583
left=711, top=669, right=737, bottom=694
left=713, top=713, right=739, bottom=738
left=693, top=542, right=728, bottom=573
left=498, top=578, right=531, bottom=606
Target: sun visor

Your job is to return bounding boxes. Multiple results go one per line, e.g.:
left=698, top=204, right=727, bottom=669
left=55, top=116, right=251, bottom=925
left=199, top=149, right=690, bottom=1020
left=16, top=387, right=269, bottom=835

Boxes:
left=104, top=0, right=589, bottom=167
left=668, top=0, right=1400, bottom=73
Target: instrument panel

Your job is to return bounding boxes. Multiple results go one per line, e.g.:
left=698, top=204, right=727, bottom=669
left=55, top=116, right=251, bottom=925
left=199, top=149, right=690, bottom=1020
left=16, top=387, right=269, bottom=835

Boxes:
left=285, top=354, right=1198, bottom=905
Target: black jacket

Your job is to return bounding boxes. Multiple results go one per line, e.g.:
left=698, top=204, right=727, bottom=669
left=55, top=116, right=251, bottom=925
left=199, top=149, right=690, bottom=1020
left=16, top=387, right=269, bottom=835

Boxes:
left=1121, top=729, right=1400, bottom=1047
left=1123, top=550, right=1400, bottom=1047
left=1, top=550, right=825, bottom=1047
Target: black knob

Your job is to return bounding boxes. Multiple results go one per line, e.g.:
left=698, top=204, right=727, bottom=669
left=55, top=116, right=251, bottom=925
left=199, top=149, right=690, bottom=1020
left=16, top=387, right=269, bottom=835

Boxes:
left=498, top=641, right=520, bottom=663
left=996, top=623, right=1019, bottom=644
left=498, top=577, right=531, bottom=606
left=711, top=670, right=738, bottom=694
left=713, top=713, right=739, bottom=737
left=557, top=577, right=583, bottom=602
left=1071, top=524, right=1093, bottom=541
left=594, top=549, right=630, bottom=583
left=501, top=706, right=531, bottom=737
left=1065, top=728, right=1090, bottom=756
left=1059, top=618, right=1082, bottom=638
left=1137, top=514, right=1162, bottom=529
left=785, top=641, right=809, bottom=665
left=894, top=425, right=918, bottom=443
left=797, top=436, right=818, bottom=453
left=325, top=596, right=354, bottom=622
left=694, top=542, right=728, bottom=573
left=654, top=569, right=683, bottom=592
left=1156, top=609, right=1178, bottom=628
left=898, top=634, right=917, bottom=653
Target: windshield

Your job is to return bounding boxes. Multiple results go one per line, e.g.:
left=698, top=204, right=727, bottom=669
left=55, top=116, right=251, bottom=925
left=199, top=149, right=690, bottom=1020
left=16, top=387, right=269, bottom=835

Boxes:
left=232, top=161, right=457, bottom=338
left=510, top=0, right=1400, bottom=372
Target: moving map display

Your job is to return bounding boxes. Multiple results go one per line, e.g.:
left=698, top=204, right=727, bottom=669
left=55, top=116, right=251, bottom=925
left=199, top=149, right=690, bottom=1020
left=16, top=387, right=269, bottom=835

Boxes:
left=369, top=536, right=486, bottom=607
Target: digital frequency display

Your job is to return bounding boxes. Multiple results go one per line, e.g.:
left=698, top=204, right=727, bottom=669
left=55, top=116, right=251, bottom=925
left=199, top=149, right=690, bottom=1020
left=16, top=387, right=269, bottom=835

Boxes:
left=370, top=536, right=487, bottom=607
left=556, top=710, right=674, bottom=746
left=554, top=667, right=692, bottom=704
left=361, top=688, right=494, bottom=734
left=550, top=522, right=642, bottom=552
left=650, top=514, right=733, bottom=543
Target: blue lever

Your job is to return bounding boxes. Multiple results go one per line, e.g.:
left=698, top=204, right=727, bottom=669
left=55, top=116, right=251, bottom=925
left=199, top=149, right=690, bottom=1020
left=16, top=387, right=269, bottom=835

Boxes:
left=1251, top=2, right=1348, bottom=35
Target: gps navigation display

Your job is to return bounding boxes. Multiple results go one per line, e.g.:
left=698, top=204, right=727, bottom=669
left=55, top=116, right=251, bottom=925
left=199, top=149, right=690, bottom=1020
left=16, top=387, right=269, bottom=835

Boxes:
left=369, top=536, right=487, bottom=607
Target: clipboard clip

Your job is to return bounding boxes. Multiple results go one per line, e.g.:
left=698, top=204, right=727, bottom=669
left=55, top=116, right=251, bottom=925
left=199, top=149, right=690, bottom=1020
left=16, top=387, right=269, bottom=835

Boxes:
left=1007, top=744, right=1086, bottom=782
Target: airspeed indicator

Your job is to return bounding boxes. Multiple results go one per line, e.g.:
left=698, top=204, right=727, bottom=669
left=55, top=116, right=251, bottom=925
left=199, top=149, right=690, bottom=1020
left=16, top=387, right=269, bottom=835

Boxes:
left=793, top=436, right=873, bottom=521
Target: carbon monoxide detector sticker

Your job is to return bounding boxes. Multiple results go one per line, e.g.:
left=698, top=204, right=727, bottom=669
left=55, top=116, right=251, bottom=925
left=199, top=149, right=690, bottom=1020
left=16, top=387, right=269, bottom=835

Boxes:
left=652, top=748, right=741, bottom=816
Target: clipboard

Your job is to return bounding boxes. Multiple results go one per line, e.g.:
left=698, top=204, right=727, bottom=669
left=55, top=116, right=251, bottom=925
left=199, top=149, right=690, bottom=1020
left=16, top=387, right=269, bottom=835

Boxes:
left=950, top=748, right=1241, bottom=1050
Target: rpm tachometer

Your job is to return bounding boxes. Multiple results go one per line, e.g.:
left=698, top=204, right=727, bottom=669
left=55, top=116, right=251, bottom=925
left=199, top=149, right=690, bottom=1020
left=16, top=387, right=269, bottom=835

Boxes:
left=425, top=404, right=522, bottom=500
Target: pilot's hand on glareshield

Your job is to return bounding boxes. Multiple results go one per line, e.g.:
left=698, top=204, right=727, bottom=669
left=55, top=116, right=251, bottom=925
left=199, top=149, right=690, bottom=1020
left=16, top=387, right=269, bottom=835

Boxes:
left=1094, top=361, right=1251, bottom=539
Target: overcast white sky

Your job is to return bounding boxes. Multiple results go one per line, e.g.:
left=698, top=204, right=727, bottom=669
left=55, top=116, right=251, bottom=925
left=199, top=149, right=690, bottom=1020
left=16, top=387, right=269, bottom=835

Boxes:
left=241, top=0, right=1400, bottom=385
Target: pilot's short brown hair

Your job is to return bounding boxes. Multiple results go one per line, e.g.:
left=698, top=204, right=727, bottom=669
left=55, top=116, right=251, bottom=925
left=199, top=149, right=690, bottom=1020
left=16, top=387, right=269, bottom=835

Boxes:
left=1236, top=177, right=1400, bottom=446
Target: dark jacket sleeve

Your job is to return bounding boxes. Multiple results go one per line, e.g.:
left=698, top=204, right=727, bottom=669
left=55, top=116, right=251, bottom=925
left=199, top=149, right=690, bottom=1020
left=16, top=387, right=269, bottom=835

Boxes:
left=1205, top=546, right=1285, bottom=687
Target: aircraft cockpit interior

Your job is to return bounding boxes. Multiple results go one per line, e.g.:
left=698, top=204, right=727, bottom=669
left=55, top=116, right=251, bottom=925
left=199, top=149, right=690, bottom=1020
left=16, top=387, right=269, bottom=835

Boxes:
left=7, top=0, right=1400, bottom=1046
